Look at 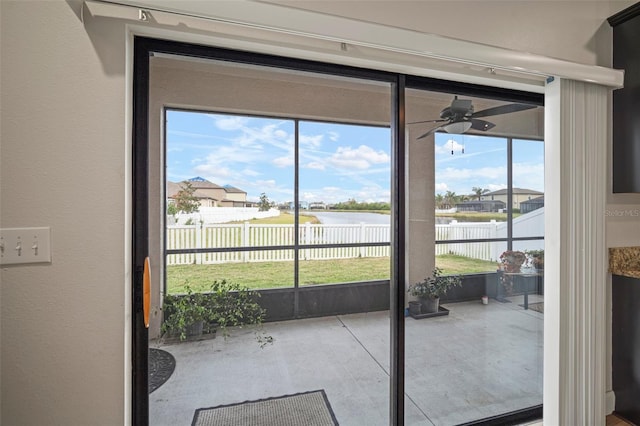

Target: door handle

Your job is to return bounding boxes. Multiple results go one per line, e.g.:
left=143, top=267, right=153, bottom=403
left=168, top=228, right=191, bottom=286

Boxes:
left=143, top=257, right=151, bottom=328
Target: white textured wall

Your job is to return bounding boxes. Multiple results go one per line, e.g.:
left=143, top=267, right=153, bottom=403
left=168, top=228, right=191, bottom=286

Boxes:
left=265, top=0, right=635, bottom=67
left=0, top=1, right=127, bottom=424
left=1, top=0, right=637, bottom=424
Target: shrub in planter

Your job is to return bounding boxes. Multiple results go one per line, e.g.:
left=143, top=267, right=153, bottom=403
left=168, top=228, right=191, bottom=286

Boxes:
left=206, top=280, right=266, bottom=336
left=162, top=280, right=272, bottom=346
left=162, top=284, right=210, bottom=341
left=407, top=268, right=462, bottom=313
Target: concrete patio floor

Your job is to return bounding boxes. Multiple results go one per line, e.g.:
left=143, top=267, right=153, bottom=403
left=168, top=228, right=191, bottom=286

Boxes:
left=150, top=295, right=543, bottom=426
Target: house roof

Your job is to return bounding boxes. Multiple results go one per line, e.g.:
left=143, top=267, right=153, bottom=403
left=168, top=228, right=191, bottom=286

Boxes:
left=187, top=177, right=223, bottom=189
left=521, top=195, right=545, bottom=204
left=223, top=184, right=247, bottom=194
left=166, top=181, right=181, bottom=198
left=485, top=188, right=543, bottom=196
left=456, top=200, right=505, bottom=206
left=167, top=179, right=221, bottom=198
left=167, top=178, right=248, bottom=199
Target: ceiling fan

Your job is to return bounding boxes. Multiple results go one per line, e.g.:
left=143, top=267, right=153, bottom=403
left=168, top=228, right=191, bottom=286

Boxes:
left=411, top=96, right=537, bottom=139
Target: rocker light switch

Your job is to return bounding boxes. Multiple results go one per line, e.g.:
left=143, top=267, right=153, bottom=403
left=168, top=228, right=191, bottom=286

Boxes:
left=0, top=227, right=51, bottom=265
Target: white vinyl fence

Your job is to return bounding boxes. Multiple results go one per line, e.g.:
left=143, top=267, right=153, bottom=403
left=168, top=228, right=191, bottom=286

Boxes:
left=167, top=222, right=391, bottom=265
left=167, top=208, right=544, bottom=265
left=435, top=220, right=498, bottom=260
left=169, top=207, right=280, bottom=225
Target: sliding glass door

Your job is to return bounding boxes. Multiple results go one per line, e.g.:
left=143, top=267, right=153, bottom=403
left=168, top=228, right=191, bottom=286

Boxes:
left=133, top=37, right=544, bottom=425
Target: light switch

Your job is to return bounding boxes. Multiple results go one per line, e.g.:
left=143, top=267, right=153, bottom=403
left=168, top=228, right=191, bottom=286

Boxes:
left=0, top=227, right=51, bottom=265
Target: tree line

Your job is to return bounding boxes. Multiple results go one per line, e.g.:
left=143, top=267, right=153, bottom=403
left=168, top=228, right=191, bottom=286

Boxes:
left=435, top=187, right=490, bottom=209
left=332, top=199, right=391, bottom=211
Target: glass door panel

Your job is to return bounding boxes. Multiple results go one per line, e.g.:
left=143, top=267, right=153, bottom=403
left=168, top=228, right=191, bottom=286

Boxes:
left=405, top=87, right=544, bottom=424
left=151, top=52, right=392, bottom=426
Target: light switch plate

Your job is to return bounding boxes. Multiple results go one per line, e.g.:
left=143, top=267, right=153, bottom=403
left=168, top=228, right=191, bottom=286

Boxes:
left=0, top=227, right=51, bottom=265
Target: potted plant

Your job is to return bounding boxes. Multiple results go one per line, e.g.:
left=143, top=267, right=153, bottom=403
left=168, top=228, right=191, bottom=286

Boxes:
left=162, top=280, right=272, bottom=346
left=206, top=279, right=271, bottom=345
left=407, top=268, right=462, bottom=314
left=162, top=284, right=211, bottom=341
left=525, top=249, right=544, bottom=271
left=499, top=250, right=527, bottom=272
left=498, top=250, right=527, bottom=295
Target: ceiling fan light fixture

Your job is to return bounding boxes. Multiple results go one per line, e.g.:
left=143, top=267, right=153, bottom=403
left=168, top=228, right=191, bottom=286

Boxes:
left=443, top=121, right=472, bottom=134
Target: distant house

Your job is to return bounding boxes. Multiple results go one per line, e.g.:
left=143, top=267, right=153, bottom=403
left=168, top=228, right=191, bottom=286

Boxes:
left=520, top=195, right=544, bottom=214
left=221, top=184, right=248, bottom=207
left=167, top=177, right=249, bottom=207
left=309, top=201, right=327, bottom=210
left=455, top=200, right=506, bottom=212
left=481, top=188, right=543, bottom=210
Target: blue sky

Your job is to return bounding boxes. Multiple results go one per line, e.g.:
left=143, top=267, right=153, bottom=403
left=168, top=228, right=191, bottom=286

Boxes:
left=434, top=133, right=544, bottom=195
left=166, top=110, right=543, bottom=203
left=166, top=110, right=391, bottom=204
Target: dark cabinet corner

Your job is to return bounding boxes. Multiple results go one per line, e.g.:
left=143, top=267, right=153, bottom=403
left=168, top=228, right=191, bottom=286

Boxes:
left=609, top=3, right=640, bottom=193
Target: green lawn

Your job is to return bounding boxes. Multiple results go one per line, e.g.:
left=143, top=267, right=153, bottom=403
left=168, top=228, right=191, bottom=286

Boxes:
left=231, top=211, right=319, bottom=225
left=167, top=254, right=496, bottom=294
left=435, top=254, right=497, bottom=274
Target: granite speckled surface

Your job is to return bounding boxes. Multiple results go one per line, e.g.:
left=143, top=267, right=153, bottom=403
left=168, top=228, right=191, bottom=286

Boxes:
left=609, top=247, right=640, bottom=279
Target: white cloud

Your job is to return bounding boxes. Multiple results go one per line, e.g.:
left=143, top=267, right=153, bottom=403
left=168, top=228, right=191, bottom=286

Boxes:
left=487, top=184, right=506, bottom=191
left=300, top=134, right=323, bottom=148
left=438, top=166, right=507, bottom=182
left=435, top=139, right=465, bottom=155
left=168, top=130, right=218, bottom=140
left=305, top=161, right=326, bottom=170
left=255, top=179, right=277, bottom=189
left=191, top=165, right=233, bottom=182
left=435, top=166, right=506, bottom=195
left=214, top=116, right=247, bottom=131
left=274, top=129, right=288, bottom=139
left=355, top=185, right=389, bottom=203
left=323, top=186, right=342, bottom=193
left=328, top=131, right=339, bottom=142
left=301, top=191, right=317, bottom=201
left=242, top=168, right=261, bottom=177
left=435, top=162, right=543, bottom=195
left=273, top=155, right=294, bottom=168
left=435, top=182, right=449, bottom=192
left=328, top=145, right=390, bottom=170
left=512, top=163, right=544, bottom=191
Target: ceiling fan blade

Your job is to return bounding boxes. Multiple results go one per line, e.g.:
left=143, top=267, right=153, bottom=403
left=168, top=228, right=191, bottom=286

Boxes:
left=472, top=103, right=536, bottom=118
left=417, top=125, right=444, bottom=139
left=470, top=119, right=496, bottom=132
left=408, top=118, right=448, bottom=125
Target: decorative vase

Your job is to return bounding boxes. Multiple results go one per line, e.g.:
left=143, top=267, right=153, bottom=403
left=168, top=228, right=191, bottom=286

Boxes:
left=420, top=297, right=439, bottom=313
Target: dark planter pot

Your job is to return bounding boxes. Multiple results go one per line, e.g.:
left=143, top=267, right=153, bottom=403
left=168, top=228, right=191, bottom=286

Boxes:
left=420, top=297, right=439, bottom=314
left=408, top=301, right=422, bottom=316
left=185, top=320, right=204, bottom=338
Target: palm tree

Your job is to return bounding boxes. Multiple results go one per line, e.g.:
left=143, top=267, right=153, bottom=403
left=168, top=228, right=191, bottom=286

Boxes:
left=472, top=187, right=489, bottom=200
left=444, top=191, right=458, bottom=209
